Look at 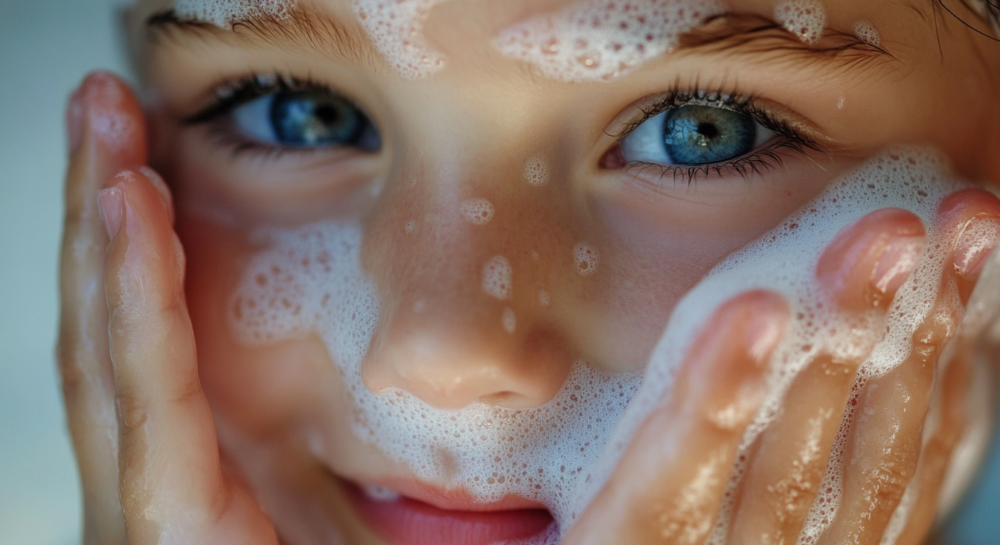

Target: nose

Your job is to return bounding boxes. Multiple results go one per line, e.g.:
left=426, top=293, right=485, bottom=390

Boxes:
left=360, top=163, right=574, bottom=410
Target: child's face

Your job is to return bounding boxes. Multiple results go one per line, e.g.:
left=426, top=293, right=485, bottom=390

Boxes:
left=128, top=0, right=1000, bottom=542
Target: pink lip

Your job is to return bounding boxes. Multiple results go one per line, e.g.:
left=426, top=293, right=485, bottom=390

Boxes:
left=344, top=478, right=555, bottom=545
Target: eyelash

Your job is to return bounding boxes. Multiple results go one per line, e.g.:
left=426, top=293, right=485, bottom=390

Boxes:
left=188, top=72, right=821, bottom=177
left=611, top=89, right=820, bottom=185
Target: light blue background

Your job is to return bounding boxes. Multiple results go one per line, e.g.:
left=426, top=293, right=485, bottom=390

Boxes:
left=0, top=1, right=997, bottom=543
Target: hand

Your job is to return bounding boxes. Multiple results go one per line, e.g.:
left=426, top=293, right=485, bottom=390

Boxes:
left=566, top=195, right=1000, bottom=545
left=57, top=72, right=279, bottom=545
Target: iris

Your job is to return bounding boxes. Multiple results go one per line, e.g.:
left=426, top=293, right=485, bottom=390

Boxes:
left=663, top=105, right=757, bottom=165
left=270, top=90, right=373, bottom=148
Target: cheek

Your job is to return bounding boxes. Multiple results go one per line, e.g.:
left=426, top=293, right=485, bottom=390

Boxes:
left=179, top=215, right=345, bottom=437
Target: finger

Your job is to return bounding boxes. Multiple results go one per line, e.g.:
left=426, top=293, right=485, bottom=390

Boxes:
left=57, top=71, right=147, bottom=545
left=816, top=299, right=956, bottom=545
left=730, top=209, right=928, bottom=544
left=729, top=355, right=856, bottom=545
left=565, top=291, right=789, bottom=545
left=102, top=169, right=277, bottom=544
left=887, top=190, right=1000, bottom=543
left=816, top=208, right=926, bottom=312
left=939, top=189, right=1000, bottom=304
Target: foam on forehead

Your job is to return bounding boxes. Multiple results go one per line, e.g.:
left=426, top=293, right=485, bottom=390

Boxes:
left=494, top=0, right=726, bottom=82
left=348, top=0, right=449, bottom=79
left=228, top=147, right=988, bottom=542
left=173, top=0, right=294, bottom=27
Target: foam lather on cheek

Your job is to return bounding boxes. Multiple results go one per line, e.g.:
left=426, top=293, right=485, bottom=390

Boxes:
left=349, top=0, right=449, bottom=79
left=495, top=0, right=726, bottom=83
left=230, top=147, right=993, bottom=543
left=173, top=0, right=293, bottom=27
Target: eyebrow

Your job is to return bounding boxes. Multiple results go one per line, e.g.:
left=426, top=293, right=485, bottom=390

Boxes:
left=146, top=8, right=381, bottom=70
left=145, top=8, right=896, bottom=80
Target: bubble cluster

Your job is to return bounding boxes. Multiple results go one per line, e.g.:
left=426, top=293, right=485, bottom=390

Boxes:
left=482, top=256, right=513, bottom=300
left=174, top=0, right=293, bottom=27
left=539, top=289, right=552, bottom=307
left=775, top=0, right=827, bottom=44
left=525, top=156, right=551, bottom=187
left=228, top=147, right=995, bottom=542
left=495, top=0, right=726, bottom=82
left=349, top=0, right=448, bottom=79
left=502, top=308, right=518, bottom=334
left=460, top=198, right=496, bottom=225
left=574, top=244, right=599, bottom=276
left=853, top=20, right=881, bottom=47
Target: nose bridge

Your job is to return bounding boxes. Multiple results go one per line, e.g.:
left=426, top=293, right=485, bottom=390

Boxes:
left=360, top=134, right=574, bottom=410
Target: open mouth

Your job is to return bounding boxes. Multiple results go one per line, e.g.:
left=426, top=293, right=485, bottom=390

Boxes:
left=343, top=478, right=556, bottom=545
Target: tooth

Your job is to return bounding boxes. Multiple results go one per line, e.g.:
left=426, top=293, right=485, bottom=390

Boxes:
left=364, top=485, right=401, bottom=502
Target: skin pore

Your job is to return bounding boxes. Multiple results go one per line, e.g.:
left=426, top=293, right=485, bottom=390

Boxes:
left=55, top=0, right=1000, bottom=544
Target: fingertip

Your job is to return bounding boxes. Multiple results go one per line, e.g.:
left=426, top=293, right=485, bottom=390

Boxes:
left=816, top=208, right=925, bottom=311
left=77, top=71, right=148, bottom=169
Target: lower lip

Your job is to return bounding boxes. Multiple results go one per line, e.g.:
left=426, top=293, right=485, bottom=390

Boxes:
left=345, top=482, right=555, bottom=545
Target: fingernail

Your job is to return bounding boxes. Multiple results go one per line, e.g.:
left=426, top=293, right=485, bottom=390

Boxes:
left=871, top=236, right=925, bottom=295
left=98, top=186, right=124, bottom=240
left=743, top=296, right=788, bottom=367
left=954, top=218, right=1000, bottom=280
left=138, top=166, right=175, bottom=224
left=67, top=84, right=86, bottom=153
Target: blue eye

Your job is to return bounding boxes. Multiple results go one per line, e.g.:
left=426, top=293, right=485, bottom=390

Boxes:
left=621, top=105, right=777, bottom=166
left=232, top=89, right=380, bottom=151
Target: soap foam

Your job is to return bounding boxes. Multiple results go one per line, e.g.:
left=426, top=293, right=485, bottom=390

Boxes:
left=774, top=0, right=826, bottom=44
left=348, top=0, right=448, bottom=79
left=173, top=0, right=293, bottom=27
left=461, top=198, right=496, bottom=225
left=525, top=156, right=551, bottom=187
left=482, top=256, right=513, bottom=300
left=229, top=147, right=993, bottom=542
left=574, top=243, right=599, bottom=276
left=495, top=0, right=726, bottom=83
left=853, top=20, right=881, bottom=47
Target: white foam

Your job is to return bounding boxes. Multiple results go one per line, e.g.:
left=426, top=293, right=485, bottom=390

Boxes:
left=173, top=0, right=293, bottom=27
left=525, top=156, right=550, bottom=187
left=363, top=484, right=402, bottom=502
left=228, top=147, right=993, bottom=542
left=404, top=220, right=416, bottom=234
left=482, top=256, right=513, bottom=300
left=460, top=198, right=495, bottom=225
left=853, top=20, right=881, bottom=47
left=775, top=0, right=826, bottom=44
left=539, top=289, right=551, bottom=307
left=348, top=0, right=448, bottom=79
left=574, top=244, right=599, bottom=276
left=502, top=307, right=518, bottom=334
left=495, top=0, right=726, bottom=83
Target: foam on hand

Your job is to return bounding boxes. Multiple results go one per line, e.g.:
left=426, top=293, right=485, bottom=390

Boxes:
left=494, top=0, right=726, bottom=82
left=229, top=147, right=993, bottom=543
left=173, top=0, right=293, bottom=27
left=853, top=20, right=881, bottom=47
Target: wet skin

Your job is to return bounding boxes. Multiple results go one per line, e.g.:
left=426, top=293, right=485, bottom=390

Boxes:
left=57, top=0, right=1000, bottom=544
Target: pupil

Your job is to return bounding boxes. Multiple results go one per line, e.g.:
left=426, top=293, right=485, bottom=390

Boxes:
left=697, top=122, right=719, bottom=140
left=663, top=105, right=756, bottom=166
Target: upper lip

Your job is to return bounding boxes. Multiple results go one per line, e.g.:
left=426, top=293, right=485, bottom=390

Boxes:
left=348, top=475, right=550, bottom=513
